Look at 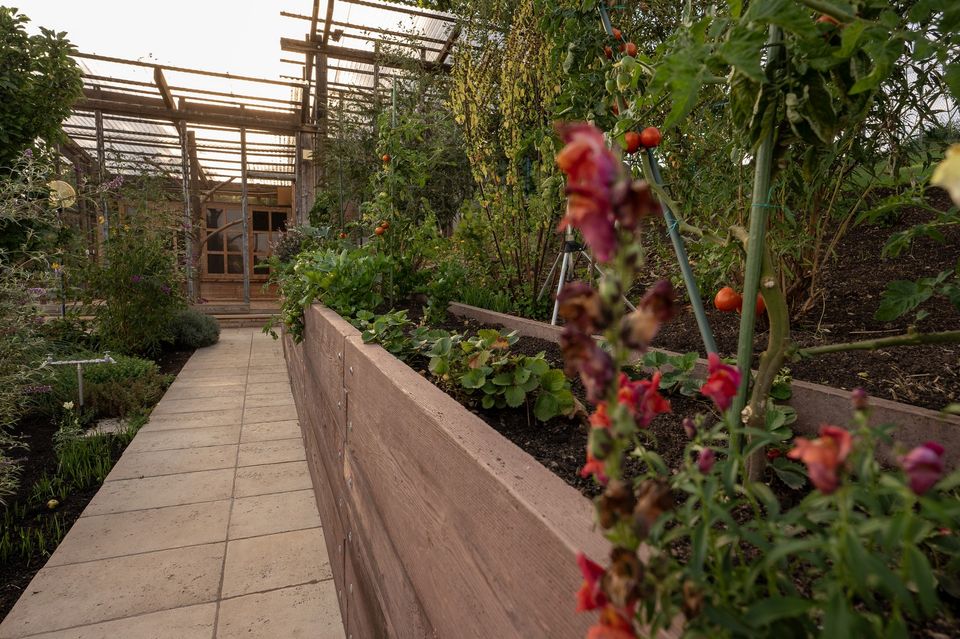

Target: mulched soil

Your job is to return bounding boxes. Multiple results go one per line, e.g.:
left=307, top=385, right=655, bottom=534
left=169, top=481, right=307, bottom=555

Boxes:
left=0, top=345, right=193, bottom=620
left=643, top=195, right=959, bottom=412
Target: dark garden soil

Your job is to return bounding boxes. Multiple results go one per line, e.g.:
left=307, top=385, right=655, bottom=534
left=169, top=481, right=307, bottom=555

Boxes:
left=0, top=344, right=191, bottom=620
left=641, top=195, right=960, bottom=412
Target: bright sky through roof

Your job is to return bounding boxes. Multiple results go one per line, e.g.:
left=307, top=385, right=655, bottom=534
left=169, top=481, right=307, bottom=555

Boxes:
left=16, top=1, right=290, bottom=82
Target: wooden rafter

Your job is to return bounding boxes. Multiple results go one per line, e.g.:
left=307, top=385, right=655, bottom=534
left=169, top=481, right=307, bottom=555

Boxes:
left=280, top=38, right=452, bottom=74
left=435, top=24, right=461, bottom=65
left=153, top=67, right=177, bottom=111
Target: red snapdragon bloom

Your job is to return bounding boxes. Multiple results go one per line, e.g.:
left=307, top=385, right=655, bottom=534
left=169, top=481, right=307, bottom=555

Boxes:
left=787, top=425, right=853, bottom=494
left=697, top=448, right=716, bottom=473
left=590, top=402, right=612, bottom=429
left=617, top=372, right=671, bottom=428
left=900, top=442, right=945, bottom=495
left=700, top=353, right=741, bottom=412
left=556, top=123, right=620, bottom=262
left=575, top=552, right=608, bottom=612
left=587, top=605, right=637, bottom=639
left=581, top=450, right=609, bottom=485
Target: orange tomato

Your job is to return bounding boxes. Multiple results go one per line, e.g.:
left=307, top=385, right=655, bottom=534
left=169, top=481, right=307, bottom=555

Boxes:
left=374, top=226, right=385, bottom=236
left=624, top=42, right=637, bottom=57
left=714, top=287, right=742, bottom=313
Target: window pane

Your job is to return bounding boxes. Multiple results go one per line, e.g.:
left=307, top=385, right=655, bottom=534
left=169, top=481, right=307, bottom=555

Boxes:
left=207, top=232, right=223, bottom=251
left=227, top=254, right=243, bottom=274
left=226, top=209, right=242, bottom=225
left=253, top=210, right=270, bottom=231
left=207, top=254, right=224, bottom=274
left=254, top=256, right=270, bottom=275
left=255, top=233, right=269, bottom=253
left=226, top=231, right=243, bottom=252
left=206, top=208, right=223, bottom=229
left=272, top=211, right=288, bottom=231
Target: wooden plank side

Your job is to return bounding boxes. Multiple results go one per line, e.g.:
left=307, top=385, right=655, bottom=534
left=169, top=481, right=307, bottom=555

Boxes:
left=343, top=336, right=607, bottom=638
left=346, top=531, right=389, bottom=639
left=342, top=448, right=434, bottom=638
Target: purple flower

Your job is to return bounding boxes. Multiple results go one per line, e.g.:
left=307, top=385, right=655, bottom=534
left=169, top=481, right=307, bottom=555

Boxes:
left=23, top=148, right=33, bottom=159
left=851, top=388, right=868, bottom=411
left=682, top=417, right=697, bottom=439
left=22, top=384, right=53, bottom=395
left=900, top=442, right=945, bottom=495
left=697, top=449, right=716, bottom=473
left=27, top=287, right=46, bottom=296
left=130, top=275, right=142, bottom=284
left=160, top=284, right=171, bottom=295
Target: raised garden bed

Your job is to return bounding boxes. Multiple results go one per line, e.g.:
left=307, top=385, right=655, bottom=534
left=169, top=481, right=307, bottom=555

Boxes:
left=449, top=302, right=960, bottom=472
left=284, top=304, right=635, bottom=638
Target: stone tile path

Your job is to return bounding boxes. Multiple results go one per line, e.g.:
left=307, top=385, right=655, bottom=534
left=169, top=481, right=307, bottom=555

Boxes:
left=0, top=329, right=344, bottom=639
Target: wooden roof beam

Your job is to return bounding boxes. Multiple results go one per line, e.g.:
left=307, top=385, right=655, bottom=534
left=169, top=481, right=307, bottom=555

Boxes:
left=154, top=67, right=177, bottom=112
left=435, top=24, right=461, bottom=65
left=75, top=88, right=314, bottom=135
left=280, top=39, right=452, bottom=74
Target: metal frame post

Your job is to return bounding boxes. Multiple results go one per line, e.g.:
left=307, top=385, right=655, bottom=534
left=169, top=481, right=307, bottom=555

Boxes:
left=240, top=126, right=250, bottom=304
left=179, top=121, right=196, bottom=300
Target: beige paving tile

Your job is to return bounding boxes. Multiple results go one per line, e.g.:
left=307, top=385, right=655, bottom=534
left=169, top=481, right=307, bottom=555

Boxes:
left=241, top=420, right=302, bottom=443
left=0, top=543, right=224, bottom=637
left=126, top=425, right=240, bottom=452
left=107, top=445, right=237, bottom=480
left=216, top=582, right=343, bottom=639
left=234, top=461, right=311, bottom=498
left=176, top=367, right=248, bottom=380
left=246, top=373, right=289, bottom=384
left=152, top=395, right=241, bottom=415
left=162, top=384, right=246, bottom=401
left=84, top=469, right=234, bottom=515
left=48, top=501, right=231, bottom=565
left=221, top=528, right=330, bottom=598
left=167, top=376, right=247, bottom=389
left=228, top=489, right=320, bottom=540
left=243, top=393, right=295, bottom=408
left=144, top=409, right=243, bottom=431
left=243, top=405, right=298, bottom=424
left=248, top=382, right=294, bottom=395
left=24, top=603, right=217, bottom=639
left=247, top=365, right=286, bottom=374
left=238, top=438, right=306, bottom=467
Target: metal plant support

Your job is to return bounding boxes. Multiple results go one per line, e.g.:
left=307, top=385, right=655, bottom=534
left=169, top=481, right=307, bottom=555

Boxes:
left=41, top=353, right=116, bottom=409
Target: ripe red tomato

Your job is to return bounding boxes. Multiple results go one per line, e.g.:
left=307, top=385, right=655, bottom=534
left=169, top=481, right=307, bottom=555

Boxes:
left=766, top=448, right=782, bottom=460
left=381, top=221, right=390, bottom=229
left=714, top=287, right=742, bottom=313
left=382, top=154, right=391, bottom=163
left=624, top=42, right=637, bottom=57
left=639, top=126, right=662, bottom=148
left=612, top=27, right=623, bottom=41
left=339, top=232, right=347, bottom=239
left=624, top=131, right=642, bottom=154
left=755, top=294, right=766, bottom=315
left=603, top=46, right=613, bottom=59
left=374, top=226, right=385, bottom=236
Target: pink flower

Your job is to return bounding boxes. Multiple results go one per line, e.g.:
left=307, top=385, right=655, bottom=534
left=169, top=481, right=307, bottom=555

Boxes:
left=575, top=552, right=607, bottom=612
left=900, top=442, right=945, bottom=495
left=787, top=425, right=853, bottom=494
left=617, top=373, right=671, bottom=428
left=556, top=123, right=621, bottom=262
left=700, top=353, right=741, bottom=411
left=697, top=448, right=716, bottom=473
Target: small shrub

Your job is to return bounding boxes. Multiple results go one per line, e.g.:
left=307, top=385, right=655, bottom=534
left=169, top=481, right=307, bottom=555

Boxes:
left=42, top=354, right=170, bottom=420
left=168, top=309, right=220, bottom=349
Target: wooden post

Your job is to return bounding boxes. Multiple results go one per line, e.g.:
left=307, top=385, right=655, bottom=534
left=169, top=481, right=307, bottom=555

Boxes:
left=179, top=121, right=196, bottom=301
left=373, top=42, right=381, bottom=130
left=187, top=130, right=203, bottom=299
left=240, top=126, right=250, bottom=304
left=94, top=109, right=109, bottom=245
left=315, top=53, right=328, bottom=187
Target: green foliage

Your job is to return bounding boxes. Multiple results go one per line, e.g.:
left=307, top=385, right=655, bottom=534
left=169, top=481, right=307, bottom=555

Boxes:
left=0, top=8, right=82, bottom=167
left=168, top=309, right=221, bottom=350
left=633, top=350, right=702, bottom=396
left=84, top=225, right=186, bottom=356
left=276, top=246, right=396, bottom=342
left=354, top=310, right=415, bottom=356
left=41, top=354, right=171, bottom=421
left=875, top=268, right=960, bottom=323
